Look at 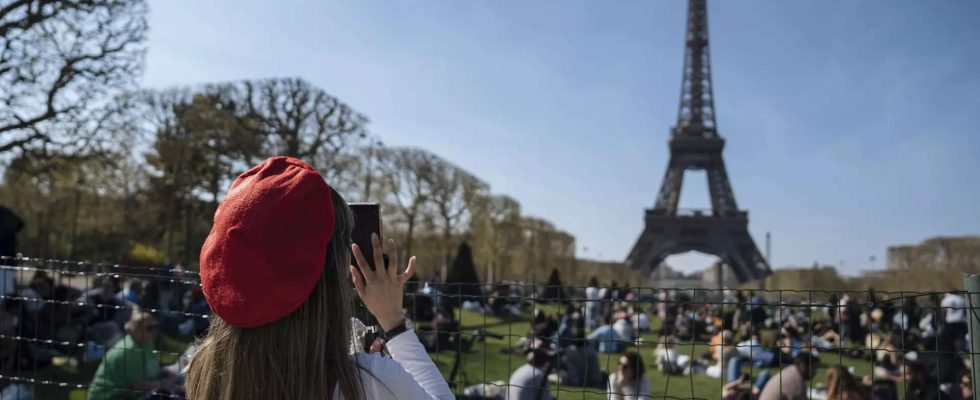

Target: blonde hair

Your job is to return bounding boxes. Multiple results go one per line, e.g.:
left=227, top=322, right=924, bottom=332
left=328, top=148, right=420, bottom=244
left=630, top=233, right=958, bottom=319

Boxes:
left=657, top=335, right=679, bottom=350
left=124, top=311, right=156, bottom=334
left=186, top=188, right=365, bottom=400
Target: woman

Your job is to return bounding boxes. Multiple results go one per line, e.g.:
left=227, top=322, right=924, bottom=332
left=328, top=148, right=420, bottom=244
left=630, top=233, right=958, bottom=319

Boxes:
left=186, top=157, right=453, bottom=400
left=654, top=335, right=690, bottom=375
left=825, top=365, right=867, bottom=400
left=608, top=352, right=651, bottom=399
left=779, top=327, right=805, bottom=360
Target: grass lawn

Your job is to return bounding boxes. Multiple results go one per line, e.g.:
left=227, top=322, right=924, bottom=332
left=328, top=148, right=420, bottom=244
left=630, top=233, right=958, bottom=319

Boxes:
left=427, top=307, right=885, bottom=399
left=27, top=307, right=890, bottom=400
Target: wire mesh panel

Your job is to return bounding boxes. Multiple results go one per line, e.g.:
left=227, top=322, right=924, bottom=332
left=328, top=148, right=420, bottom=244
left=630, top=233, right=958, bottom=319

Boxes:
left=0, top=257, right=203, bottom=399
left=0, top=256, right=976, bottom=400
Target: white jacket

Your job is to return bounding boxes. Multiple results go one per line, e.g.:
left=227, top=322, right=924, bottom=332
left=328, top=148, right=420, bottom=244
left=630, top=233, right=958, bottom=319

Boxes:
left=340, top=330, right=454, bottom=400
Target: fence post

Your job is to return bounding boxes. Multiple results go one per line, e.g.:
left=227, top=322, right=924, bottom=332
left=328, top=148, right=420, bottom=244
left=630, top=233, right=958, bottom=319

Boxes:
left=964, top=274, right=980, bottom=398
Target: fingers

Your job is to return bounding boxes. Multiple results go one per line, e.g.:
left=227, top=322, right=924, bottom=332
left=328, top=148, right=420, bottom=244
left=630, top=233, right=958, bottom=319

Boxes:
left=400, top=256, right=417, bottom=285
left=369, top=337, right=386, bottom=354
left=352, top=243, right=374, bottom=281
left=350, top=266, right=366, bottom=295
left=385, top=238, right=398, bottom=280
left=371, top=233, right=385, bottom=278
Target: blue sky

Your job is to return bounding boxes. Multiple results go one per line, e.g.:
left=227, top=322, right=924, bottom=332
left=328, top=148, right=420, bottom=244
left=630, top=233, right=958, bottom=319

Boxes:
left=145, top=0, right=980, bottom=275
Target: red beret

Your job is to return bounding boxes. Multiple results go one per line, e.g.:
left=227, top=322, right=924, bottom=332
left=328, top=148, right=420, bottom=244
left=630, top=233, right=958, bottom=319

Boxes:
left=200, top=156, right=334, bottom=328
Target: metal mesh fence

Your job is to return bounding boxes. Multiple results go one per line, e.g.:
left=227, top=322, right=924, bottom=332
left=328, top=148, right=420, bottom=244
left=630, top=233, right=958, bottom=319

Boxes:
left=0, top=256, right=975, bottom=400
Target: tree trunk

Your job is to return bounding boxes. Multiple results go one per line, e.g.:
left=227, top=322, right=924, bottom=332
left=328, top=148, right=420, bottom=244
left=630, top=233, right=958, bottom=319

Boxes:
left=182, top=202, right=194, bottom=267
left=68, top=188, right=82, bottom=260
left=210, top=176, right=220, bottom=211
left=164, top=190, right=177, bottom=264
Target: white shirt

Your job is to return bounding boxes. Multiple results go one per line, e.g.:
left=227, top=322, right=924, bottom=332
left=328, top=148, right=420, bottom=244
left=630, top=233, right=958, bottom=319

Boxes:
left=506, top=364, right=553, bottom=400
left=340, top=331, right=453, bottom=400
left=613, top=319, right=634, bottom=343
left=919, top=313, right=935, bottom=334
left=607, top=373, right=651, bottom=400
left=942, top=294, right=966, bottom=324
left=736, top=338, right=764, bottom=358
left=654, top=348, right=690, bottom=370
left=631, top=313, right=650, bottom=332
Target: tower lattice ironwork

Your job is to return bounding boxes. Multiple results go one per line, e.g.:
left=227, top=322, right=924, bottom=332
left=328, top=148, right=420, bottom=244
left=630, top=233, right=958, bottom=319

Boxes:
left=627, top=0, right=770, bottom=283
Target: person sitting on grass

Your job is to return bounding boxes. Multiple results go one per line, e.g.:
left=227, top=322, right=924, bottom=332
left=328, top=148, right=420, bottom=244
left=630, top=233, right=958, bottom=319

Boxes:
left=507, top=344, right=554, bottom=400
left=87, top=311, right=178, bottom=400
left=532, top=309, right=559, bottom=348
left=77, top=276, right=131, bottom=347
left=588, top=314, right=626, bottom=353
left=824, top=365, right=867, bottom=400
left=607, top=351, right=650, bottom=400
left=722, top=373, right=763, bottom=400
left=556, top=337, right=606, bottom=389
left=758, top=352, right=819, bottom=400
left=426, top=307, right=468, bottom=352
left=735, top=333, right=777, bottom=368
left=779, top=326, right=806, bottom=360
left=653, top=335, right=692, bottom=375
left=903, top=360, right=947, bottom=400
left=629, top=305, right=650, bottom=334
left=611, top=308, right=635, bottom=345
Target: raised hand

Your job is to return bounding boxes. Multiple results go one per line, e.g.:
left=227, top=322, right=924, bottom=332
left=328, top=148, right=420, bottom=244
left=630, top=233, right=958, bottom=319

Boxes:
left=350, top=233, right=416, bottom=331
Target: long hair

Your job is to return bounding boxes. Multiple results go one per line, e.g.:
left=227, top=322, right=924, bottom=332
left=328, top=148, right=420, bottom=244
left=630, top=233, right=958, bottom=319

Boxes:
left=186, top=188, right=364, bottom=400
left=624, top=351, right=645, bottom=379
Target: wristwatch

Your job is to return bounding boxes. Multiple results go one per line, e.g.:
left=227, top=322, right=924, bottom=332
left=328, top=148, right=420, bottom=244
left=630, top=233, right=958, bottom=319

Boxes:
left=383, top=320, right=410, bottom=341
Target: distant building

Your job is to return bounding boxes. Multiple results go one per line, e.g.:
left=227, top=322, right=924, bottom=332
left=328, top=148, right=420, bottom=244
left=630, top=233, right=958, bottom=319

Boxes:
left=753, top=265, right=845, bottom=295
left=652, top=262, right=740, bottom=289
left=887, top=236, right=980, bottom=270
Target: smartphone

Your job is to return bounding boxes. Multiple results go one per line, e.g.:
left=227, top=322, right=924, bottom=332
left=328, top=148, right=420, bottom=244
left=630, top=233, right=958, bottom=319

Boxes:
left=350, top=203, right=386, bottom=271
left=350, top=203, right=389, bottom=329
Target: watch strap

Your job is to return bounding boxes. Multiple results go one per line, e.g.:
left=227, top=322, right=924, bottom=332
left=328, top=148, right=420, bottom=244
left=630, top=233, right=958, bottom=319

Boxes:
left=383, top=321, right=410, bottom=341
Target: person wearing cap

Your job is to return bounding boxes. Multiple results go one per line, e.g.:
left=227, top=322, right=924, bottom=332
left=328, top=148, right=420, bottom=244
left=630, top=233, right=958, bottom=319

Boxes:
left=87, top=311, right=176, bottom=400
left=185, top=157, right=453, bottom=400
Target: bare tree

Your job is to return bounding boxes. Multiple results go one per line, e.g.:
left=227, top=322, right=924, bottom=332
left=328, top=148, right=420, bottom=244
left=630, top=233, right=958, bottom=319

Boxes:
left=376, top=147, right=438, bottom=263
left=470, top=194, right=522, bottom=283
left=139, top=88, right=196, bottom=263
left=426, top=158, right=488, bottom=280
left=518, top=216, right=576, bottom=284
left=236, top=78, right=368, bottom=171
left=0, top=0, right=147, bottom=154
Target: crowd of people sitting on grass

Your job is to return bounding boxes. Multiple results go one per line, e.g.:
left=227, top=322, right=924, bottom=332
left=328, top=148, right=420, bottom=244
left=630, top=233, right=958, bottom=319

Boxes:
left=1, top=265, right=977, bottom=400
left=0, top=268, right=207, bottom=399
left=446, top=278, right=975, bottom=400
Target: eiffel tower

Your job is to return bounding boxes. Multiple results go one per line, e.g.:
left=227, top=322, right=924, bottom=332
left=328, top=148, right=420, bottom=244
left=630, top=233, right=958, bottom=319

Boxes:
left=627, top=0, right=771, bottom=283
